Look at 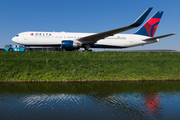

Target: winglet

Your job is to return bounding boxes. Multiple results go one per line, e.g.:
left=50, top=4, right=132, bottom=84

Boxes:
left=130, top=7, right=153, bottom=27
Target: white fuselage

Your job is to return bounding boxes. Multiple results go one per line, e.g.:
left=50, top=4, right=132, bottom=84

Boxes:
left=12, top=31, right=159, bottom=48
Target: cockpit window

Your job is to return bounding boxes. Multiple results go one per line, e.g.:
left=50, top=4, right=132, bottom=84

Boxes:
left=16, top=35, right=19, bottom=37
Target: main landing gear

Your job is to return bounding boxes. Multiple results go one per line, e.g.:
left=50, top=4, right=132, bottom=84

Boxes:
left=83, top=44, right=92, bottom=52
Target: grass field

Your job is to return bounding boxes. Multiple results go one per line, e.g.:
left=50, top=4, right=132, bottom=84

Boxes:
left=0, top=51, right=180, bottom=81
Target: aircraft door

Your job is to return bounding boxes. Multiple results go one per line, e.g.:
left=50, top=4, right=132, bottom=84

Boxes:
left=129, top=36, right=133, bottom=43
left=23, top=33, right=27, bottom=40
left=24, top=34, right=27, bottom=40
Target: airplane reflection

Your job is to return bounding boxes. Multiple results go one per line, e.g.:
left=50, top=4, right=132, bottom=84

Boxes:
left=143, top=92, right=162, bottom=116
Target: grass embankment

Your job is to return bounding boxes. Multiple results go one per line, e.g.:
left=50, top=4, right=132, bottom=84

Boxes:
left=0, top=51, right=180, bottom=81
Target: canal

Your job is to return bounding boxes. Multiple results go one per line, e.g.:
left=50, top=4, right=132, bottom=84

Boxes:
left=0, top=81, right=180, bottom=120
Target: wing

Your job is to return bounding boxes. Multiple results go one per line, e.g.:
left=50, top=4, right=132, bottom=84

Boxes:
left=143, top=33, right=177, bottom=41
left=78, top=7, right=153, bottom=43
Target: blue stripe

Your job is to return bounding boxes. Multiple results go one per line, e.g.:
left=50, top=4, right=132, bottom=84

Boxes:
left=134, top=26, right=149, bottom=36
left=150, top=22, right=159, bottom=37
left=92, top=44, right=127, bottom=48
left=152, top=12, right=163, bottom=18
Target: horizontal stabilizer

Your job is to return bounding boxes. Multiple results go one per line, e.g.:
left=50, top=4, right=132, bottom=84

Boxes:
left=143, top=33, right=177, bottom=41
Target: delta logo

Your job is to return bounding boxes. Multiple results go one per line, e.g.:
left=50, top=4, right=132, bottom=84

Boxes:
left=30, top=33, right=52, bottom=36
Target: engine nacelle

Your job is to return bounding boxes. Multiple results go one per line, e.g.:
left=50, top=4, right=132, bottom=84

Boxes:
left=61, top=40, right=81, bottom=50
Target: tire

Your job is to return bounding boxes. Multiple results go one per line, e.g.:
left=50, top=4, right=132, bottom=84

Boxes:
left=8, top=48, right=13, bottom=51
left=24, top=48, right=29, bottom=51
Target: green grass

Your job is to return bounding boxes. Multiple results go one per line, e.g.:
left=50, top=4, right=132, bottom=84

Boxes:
left=0, top=51, right=180, bottom=81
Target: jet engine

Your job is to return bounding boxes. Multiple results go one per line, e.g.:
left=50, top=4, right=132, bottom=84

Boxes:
left=61, top=40, right=81, bottom=50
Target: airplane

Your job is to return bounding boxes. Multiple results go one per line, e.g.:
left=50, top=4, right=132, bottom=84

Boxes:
left=12, top=7, right=176, bottom=51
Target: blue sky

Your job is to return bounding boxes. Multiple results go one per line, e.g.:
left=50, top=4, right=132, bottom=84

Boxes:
left=0, top=0, right=179, bottom=51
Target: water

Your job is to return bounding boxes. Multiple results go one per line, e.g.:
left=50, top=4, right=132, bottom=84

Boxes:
left=0, top=81, right=180, bottom=120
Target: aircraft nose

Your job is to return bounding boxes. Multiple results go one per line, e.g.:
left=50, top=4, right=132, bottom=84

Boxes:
left=12, top=37, right=18, bottom=43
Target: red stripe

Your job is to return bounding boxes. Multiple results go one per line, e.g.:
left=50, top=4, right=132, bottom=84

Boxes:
left=144, top=23, right=152, bottom=37
left=147, top=18, right=160, bottom=25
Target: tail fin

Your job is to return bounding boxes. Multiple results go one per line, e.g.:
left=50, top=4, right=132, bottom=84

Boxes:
left=134, top=11, right=163, bottom=37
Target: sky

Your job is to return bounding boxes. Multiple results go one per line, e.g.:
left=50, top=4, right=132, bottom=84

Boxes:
left=0, top=0, right=179, bottom=51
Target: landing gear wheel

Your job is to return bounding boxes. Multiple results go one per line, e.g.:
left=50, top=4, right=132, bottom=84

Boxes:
left=24, top=48, right=29, bottom=51
left=83, top=49, right=92, bottom=52
left=8, top=48, right=13, bottom=51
